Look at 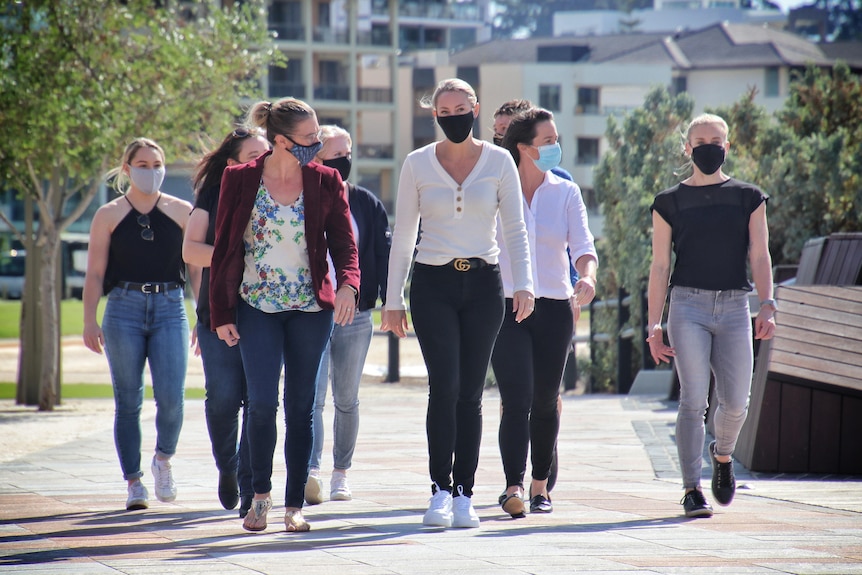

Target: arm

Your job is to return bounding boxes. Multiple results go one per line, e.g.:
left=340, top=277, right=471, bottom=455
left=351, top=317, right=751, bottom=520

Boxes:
left=182, top=208, right=214, bottom=268
left=381, top=156, right=420, bottom=337
left=372, top=196, right=392, bottom=306
left=327, top=180, right=360, bottom=326
left=646, top=210, right=675, bottom=364
left=749, top=202, right=776, bottom=341
left=497, top=154, right=534, bottom=323
left=567, top=182, right=598, bottom=306
left=82, top=207, right=112, bottom=354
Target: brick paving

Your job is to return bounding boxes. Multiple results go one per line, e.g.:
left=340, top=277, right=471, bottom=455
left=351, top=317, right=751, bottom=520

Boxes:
left=1, top=334, right=861, bottom=574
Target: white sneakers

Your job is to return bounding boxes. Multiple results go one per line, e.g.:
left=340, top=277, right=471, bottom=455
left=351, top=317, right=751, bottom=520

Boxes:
left=423, top=485, right=480, bottom=528
left=423, top=488, right=454, bottom=527
left=151, top=456, right=177, bottom=502
left=305, top=468, right=324, bottom=505
left=126, top=480, right=149, bottom=510
left=330, top=470, right=352, bottom=501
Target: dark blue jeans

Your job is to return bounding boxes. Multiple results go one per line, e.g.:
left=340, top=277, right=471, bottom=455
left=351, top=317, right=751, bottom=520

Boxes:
left=236, top=301, right=334, bottom=507
left=197, top=324, right=252, bottom=498
left=409, top=262, right=505, bottom=497
left=492, top=297, right=573, bottom=488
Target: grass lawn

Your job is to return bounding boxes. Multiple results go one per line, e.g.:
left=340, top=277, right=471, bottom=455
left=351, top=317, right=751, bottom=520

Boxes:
left=0, top=382, right=206, bottom=400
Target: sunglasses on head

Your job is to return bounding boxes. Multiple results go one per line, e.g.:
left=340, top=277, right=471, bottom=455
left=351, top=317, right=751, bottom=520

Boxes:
left=232, top=128, right=252, bottom=139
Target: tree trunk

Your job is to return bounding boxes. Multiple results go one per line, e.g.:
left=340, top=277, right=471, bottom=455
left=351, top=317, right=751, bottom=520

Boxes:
left=38, top=231, right=61, bottom=411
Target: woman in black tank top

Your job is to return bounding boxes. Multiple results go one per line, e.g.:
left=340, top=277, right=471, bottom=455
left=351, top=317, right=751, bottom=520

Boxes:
left=82, top=138, right=193, bottom=512
left=646, top=114, right=776, bottom=519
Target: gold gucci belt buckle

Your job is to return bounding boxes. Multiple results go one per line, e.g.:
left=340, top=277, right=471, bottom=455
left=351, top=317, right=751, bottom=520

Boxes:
left=453, top=258, right=472, bottom=272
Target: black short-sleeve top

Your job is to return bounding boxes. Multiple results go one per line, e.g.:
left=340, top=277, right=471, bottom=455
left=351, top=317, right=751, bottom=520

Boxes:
left=650, top=178, right=767, bottom=291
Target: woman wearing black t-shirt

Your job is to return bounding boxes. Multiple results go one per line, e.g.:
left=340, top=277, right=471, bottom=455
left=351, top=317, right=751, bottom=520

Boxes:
left=646, top=114, right=776, bottom=518
left=183, top=127, right=270, bottom=518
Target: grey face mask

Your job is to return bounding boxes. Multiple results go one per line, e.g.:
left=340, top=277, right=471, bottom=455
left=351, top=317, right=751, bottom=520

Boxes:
left=129, top=166, right=165, bottom=195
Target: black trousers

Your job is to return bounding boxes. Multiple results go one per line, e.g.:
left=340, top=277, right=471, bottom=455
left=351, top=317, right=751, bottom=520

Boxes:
left=409, top=262, right=504, bottom=497
left=491, top=297, right=573, bottom=488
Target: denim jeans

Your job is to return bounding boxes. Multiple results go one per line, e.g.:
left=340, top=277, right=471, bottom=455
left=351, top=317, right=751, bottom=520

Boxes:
left=311, top=309, right=373, bottom=471
left=236, top=301, right=334, bottom=508
left=197, top=324, right=252, bottom=498
left=409, top=262, right=505, bottom=497
left=492, top=297, right=572, bottom=488
left=667, top=286, right=753, bottom=490
left=102, top=286, right=188, bottom=480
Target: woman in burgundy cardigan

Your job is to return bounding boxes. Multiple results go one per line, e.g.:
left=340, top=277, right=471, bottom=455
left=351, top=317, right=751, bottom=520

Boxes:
left=209, top=98, right=359, bottom=533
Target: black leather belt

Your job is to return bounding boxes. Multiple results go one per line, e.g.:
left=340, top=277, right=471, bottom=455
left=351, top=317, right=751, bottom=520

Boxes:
left=449, top=258, right=489, bottom=272
left=117, top=281, right=183, bottom=294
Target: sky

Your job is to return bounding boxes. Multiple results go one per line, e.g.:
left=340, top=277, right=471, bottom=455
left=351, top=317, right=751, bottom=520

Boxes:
left=768, top=0, right=814, bottom=12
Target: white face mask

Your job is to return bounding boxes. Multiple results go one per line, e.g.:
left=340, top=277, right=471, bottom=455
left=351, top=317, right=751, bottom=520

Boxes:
left=129, top=166, right=165, bottom=195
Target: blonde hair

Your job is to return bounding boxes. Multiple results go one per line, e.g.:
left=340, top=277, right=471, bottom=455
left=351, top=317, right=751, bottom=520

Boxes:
left=685, top=113, right=729, bottom=143
left=246, top=98, right=317, bottom=145
left=420, top=78, right=478, bottom=110
left=106, top=138, right=165, bottom=193
left=319, top=124, right=352, bottom=148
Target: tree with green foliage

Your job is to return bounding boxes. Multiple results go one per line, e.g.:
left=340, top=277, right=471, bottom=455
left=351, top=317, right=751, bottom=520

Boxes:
left=0, top=0, right=282, bottom=410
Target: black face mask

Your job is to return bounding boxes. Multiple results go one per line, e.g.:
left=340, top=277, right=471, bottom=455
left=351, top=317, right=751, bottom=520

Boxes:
left=436, top=111, right=475, bottom=144
left=323, top=156, right=352, bottom=182
left=493, top=136, right=503, bottom=147
left=691, top=143, right=726, bottom=176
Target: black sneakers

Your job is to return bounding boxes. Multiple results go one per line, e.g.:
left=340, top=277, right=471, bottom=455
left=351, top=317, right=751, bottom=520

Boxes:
left=681, top=489, right=714, bottom=518
left=709, top=441, right=736, bottom=506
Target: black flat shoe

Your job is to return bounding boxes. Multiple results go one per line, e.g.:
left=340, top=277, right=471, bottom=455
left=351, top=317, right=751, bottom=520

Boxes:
left=238, top=493, right=253, bottom=519
left=500, top=493, right=526, bottom=518
left=530, top=494, right=553, bottom=514
left=218, top=472, right=239, bottom=510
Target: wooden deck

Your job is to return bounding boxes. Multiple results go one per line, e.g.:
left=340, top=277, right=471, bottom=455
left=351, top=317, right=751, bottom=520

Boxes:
left=736, top=286, right=862, bottom=474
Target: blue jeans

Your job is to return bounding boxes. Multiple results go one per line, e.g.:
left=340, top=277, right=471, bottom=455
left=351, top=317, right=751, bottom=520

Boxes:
left=197, top=324, right=252, bottom=498
left=236, top=301, right=334, bottom=508
left=667, top=286, right=753, bottom=490
left=102, top=286, right=188, bottom=480
left=311, top=309, right=373, bottom=471
left=409, top=262, right=505, bottom=497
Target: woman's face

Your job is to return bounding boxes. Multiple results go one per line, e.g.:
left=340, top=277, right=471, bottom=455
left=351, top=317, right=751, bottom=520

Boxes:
left=519, top=120, right=558, bottom=162
left=434, top=90, right=476, bottom=118
left=317, top=134, right=351, bottom=162
left=127, top=146, right=163, bottom=171
left=233, top=135, right=270, bottom=165
left=686, top=122, right=728, bottom=155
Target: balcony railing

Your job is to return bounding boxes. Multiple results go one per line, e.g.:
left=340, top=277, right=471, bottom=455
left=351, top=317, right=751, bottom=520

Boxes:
left=313, top=27, right=349, bottom=44
left=372, top=1, right=482, bottom=21
left=269, top=23, right=305, bottom=41
left=358, top=87, right=393, bottom=103
left=357, top=29, right=394, bottom=47
left=268, top=82, right=306, bottom=99
left=314, top=84, right=350, bottom=101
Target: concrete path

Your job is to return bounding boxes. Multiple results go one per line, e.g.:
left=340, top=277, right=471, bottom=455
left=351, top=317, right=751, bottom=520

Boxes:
left=1, top=334, right=861, bottom=574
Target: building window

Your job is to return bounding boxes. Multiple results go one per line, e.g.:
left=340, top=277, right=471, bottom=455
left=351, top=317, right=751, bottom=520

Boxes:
left=539, top=84, right=561, bottom=112
left=576, top=87, right=599, bottom=115
left=577, top=138, right=600, bottom=165
left=269, top=57, right=304, bottom=98
left=672, top=76, right=687, bottom=95
left=765, top=67, right=780, bottom=97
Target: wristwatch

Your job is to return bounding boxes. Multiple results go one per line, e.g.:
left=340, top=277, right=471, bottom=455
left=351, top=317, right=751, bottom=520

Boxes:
left=760, top=298, right=777, bottom=311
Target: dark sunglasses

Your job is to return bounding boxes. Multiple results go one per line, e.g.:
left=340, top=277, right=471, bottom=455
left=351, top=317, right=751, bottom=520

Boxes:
left=232, top=128, right=252, bottom=139
left=137, top=213, right=154, bottom=241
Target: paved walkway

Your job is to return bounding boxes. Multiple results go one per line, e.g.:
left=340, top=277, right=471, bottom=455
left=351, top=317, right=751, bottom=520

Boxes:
left=1, top=335, right=861, bottom=574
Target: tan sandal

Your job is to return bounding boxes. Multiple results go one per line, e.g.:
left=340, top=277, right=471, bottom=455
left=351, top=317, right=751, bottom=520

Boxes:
left=243, top=497, right=272, bottom=532
left=284, top=509, right=310, bottom=532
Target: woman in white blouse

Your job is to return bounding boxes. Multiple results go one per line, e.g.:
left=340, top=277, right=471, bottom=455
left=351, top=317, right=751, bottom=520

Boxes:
left=381, top=78, right=535, bottom=529
left=492, top=107, right=598, bottom=518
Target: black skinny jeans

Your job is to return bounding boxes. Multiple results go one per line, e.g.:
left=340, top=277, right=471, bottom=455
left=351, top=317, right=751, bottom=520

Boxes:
left=491, top=297, right=573, bottom=489
left=409, top=262, right=505, bottom=497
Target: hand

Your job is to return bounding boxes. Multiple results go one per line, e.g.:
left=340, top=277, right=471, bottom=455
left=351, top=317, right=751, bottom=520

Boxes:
left=381, top=309, right=408, bottom=338
left=83, top=323, right=104, bottom=355
left=512, top=290, right=535, bottom=323
left=754, top=308, right=776, bottom=340
left=572, top=276, right=596, bottom=307
left=569, top=296, right=581, bottom=323
left=646, top=324, right=675, bottom=365
left=216, top=323, right=240, bottom=347
left=190, top=325, right=201, bottom=357
left=334, top=285, right=357, bottom=326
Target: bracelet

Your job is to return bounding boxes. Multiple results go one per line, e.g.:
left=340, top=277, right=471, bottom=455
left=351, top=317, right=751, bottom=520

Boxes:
left=345, top=284, right=358, bottom=297
left=760, top=298, right=777, bottom=311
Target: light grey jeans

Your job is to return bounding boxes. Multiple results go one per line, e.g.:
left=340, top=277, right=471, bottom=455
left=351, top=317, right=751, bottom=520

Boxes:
left=667, top=286, right=753, bottom=490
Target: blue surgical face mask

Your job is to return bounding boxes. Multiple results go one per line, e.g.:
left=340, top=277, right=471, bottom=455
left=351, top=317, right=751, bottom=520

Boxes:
left=129, top=166, right=165, bottom=195
left=531, top=143, right=562, bottom=172
left=285, top=135, right=323, bottom=167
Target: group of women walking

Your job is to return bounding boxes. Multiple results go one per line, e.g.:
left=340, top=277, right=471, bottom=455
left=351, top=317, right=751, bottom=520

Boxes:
left=82, top=76, right=774, bottom=532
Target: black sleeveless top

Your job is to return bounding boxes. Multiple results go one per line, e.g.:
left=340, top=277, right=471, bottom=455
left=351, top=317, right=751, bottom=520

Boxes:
left=103, top=195, right=186, bottom=294
left=650, top=178, right=767, bottom=291
left=192, top=183, right=220, bottom=325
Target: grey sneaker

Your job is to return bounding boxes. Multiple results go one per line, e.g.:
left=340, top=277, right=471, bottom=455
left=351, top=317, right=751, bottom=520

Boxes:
left=151, top=456, right=177, bottom=502
left=422, top=486, right=453, bottom=527
left=451, top=485, right=480, bottom=528
left=330, top=471, right=352, bottom=501
left=126, top=480, right=149, bottom=510
left=305, top=468, right=324, bottom=505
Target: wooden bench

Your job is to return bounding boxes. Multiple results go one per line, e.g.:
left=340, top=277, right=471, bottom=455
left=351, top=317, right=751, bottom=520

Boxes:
left=735, top=286, right=862, bottom=474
